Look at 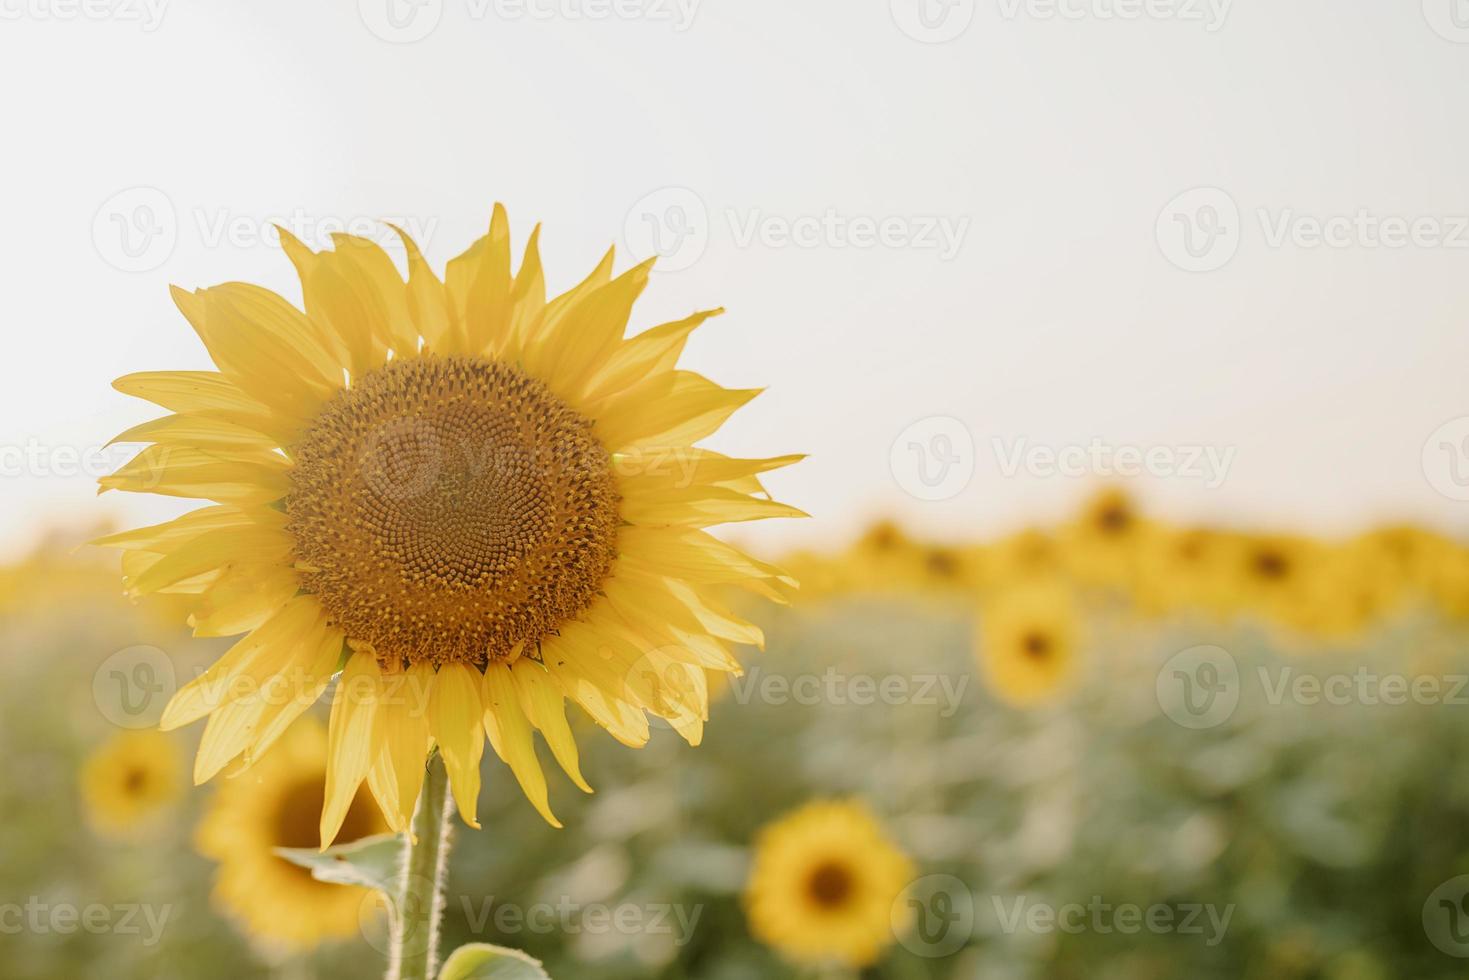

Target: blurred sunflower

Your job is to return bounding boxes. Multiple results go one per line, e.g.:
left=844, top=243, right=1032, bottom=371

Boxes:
left=1134, top=526, right=1235, bottom=617
left=744, top=800, right=914, bottom=969
left=98, top=205, right=802, bottom=843
left=80, top=729, right=184, bottom=838
left=981, top=526, right=1060, bottom=587
left=1231, top=533, right=1320, bottom=626
left=978, top=581, right=1080, bottom=706
left=1061, top=487, right=1150, bottom=589
left=197, top=716, right=388, bottom=950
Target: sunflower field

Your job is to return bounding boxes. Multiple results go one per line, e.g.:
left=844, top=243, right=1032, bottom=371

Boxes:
left=8, top=481, right=1469, bottom=979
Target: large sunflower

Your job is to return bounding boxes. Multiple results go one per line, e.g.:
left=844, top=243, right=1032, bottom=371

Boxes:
left=99, top=206, right=802, bottom=844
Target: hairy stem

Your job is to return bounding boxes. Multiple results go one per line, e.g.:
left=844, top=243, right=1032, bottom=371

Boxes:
left=389, top=752, right=453, bottom=980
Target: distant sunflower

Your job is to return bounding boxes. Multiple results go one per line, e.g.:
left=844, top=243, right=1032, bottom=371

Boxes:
left=197, top=716, right=388, bottom=950
left=1232, top=533, right=1319, bottom=623
left=744, top=800, right=915, bottom=969
left=1134, top=526, right=1234, bottom=617
left=1061, top=487, right=1150, bottom=588
left=80, top=729, right=184, bottom=838
left=982, top=526, right=1059, bottom=587
left=978, top=581, right=1080, bottom=706
left=98, top=206, right=802, bottom=843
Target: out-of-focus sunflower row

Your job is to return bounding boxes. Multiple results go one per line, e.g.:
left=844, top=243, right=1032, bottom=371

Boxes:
left=784, top=487, right=1469, bottom=641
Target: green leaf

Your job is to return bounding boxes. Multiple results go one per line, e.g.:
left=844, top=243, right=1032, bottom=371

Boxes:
left=274, top=832, right=405, bottom=892
left=438, top=944, right=550, bottom=980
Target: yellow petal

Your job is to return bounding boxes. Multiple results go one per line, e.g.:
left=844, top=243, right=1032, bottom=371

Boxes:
left=483, top=663, right=561, bottom=828
left=321, top=650, right=382, bottom=848
left=391, top=223, right=457, bottom=353
left=585, top=308, right=722, bottom=401
left=594, top=371, right=761, bottom=452
left=511, top=662, right=593, bottom=794
left=428, top=662, right=485, bottom=829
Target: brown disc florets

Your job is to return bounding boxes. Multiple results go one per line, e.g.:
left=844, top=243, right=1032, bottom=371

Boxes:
left=286, top=355, right=620, bottom=666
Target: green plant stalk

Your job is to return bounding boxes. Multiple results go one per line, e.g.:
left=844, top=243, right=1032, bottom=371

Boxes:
left=390, top=752, right=453, bottom=980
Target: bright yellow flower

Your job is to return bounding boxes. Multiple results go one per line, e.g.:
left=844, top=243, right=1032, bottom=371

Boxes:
left=744, top=800, right=915, bottom=969
left=98, top=206, right=802, bottom=843
left=80, top=729, right=184, bottom=838
left=196, top=716, right=388, bottom=950
left=977, top=580, right=1080, bottom=706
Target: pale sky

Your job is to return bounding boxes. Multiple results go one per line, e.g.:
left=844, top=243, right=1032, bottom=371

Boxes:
left=2, top=0, right=1468, bottom=559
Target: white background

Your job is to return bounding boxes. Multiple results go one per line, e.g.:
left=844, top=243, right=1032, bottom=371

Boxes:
left=2, top=0, right=1468, bottom=558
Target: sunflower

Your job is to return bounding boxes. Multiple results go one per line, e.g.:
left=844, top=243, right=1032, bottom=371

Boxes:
left=1133, top=525, right=1236, bottom=617
left=98, top=205, right=802, bottom=843
left=197, top=716, right=389, bottom=950
left=744, top=800, right=915, bottom=969
left=977, top=580, right=1080, bottom=706
left=1060, top=487, right=1151, bottom=589
left=980, top=526, right=1060, bottom=588
left=80, top=729, right=184, bottom=838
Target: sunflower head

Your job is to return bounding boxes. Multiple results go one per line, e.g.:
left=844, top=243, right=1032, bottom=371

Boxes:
left=80, top=729, right=184, bottom=838
left=978, top=581, right=1080, bottom=706
left=744, top=800, right=915, bottom=969
left=99, top=205, right=802, bottom=842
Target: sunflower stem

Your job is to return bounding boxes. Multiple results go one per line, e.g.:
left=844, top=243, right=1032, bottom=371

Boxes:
left=390, top=752, right=453, bottom=980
